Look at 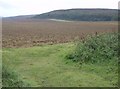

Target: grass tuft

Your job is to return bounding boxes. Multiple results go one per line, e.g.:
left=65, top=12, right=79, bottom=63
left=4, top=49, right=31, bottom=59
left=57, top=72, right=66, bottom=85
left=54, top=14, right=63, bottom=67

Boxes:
left=2, top=65, right=30, bottom=87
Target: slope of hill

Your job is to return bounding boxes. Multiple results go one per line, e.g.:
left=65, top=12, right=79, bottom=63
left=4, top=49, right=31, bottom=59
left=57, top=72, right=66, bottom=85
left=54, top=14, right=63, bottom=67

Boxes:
left=34, top=9, right=118, bottom=21
left=3, top=15, right=35, bottom=21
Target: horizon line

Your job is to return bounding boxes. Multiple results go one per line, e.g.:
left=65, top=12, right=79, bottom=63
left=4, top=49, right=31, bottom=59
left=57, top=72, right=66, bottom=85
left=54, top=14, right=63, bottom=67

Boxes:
left=2, top=8, right=119, bottom=18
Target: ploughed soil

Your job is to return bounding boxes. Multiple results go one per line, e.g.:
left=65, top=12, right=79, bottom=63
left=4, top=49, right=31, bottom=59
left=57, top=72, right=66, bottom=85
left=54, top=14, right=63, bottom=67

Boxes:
left=2, top=19, right=118, bottom=48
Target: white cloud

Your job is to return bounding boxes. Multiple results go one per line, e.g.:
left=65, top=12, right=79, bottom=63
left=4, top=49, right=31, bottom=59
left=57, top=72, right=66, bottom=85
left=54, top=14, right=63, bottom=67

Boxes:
left=0, top=0, right=119, bottom=17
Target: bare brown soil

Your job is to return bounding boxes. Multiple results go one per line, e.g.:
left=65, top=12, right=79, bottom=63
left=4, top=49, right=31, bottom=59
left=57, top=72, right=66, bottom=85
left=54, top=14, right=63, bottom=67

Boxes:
left=2, top=19, right=118, bottom=48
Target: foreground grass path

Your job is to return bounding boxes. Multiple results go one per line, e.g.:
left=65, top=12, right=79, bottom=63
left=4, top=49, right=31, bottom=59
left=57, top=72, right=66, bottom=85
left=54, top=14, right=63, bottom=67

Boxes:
left=3, top=43, right=117, bottom=87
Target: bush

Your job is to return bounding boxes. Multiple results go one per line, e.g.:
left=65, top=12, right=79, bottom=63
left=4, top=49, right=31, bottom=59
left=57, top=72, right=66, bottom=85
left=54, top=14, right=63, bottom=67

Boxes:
left=66, top=33, right=118, bottom=63
left=2, top=66, right=30, bottom=87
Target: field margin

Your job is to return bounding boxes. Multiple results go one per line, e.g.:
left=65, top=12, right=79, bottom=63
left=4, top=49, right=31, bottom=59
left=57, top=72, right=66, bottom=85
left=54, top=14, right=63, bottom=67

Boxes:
left=0, top=17, right=2, bottom=88
left=118, top=2, right=120, bottom=88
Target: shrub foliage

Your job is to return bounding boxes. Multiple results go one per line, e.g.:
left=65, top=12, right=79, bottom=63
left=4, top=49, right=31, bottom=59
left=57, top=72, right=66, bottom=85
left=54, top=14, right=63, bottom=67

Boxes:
left=67, top=33, right=118, bottom=63
left=2, top=66, right=29, bottom=87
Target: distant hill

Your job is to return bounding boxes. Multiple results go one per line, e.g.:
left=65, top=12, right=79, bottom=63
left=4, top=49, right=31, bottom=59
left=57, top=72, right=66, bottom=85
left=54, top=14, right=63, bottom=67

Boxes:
left=34, top=9, right=119, bottom=21
left=3, top=15, right=35, bottom=21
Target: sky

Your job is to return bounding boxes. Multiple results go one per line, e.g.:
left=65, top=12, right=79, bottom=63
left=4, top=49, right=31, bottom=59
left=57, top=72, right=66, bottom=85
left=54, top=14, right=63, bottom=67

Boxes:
left=0, top=0, right=119, bottom=17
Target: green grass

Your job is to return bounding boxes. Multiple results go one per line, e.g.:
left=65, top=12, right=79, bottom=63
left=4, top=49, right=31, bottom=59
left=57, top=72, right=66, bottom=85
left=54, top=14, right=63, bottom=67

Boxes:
left=0, top=50, right=2, bottom=88
left=3, top=40, right=118, bottom=87
left=2, top=65, right=30, bottom=87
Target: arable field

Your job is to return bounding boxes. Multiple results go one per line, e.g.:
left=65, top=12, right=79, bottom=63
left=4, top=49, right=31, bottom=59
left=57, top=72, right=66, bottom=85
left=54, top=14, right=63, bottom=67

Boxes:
left=2, top=19, right=117, bottom=48
left=2, top=19, right=118, bottom=87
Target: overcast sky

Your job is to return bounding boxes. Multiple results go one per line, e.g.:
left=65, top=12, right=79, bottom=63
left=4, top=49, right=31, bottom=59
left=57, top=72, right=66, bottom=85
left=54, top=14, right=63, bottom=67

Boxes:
left=0, top=0, right=119, bottom=17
